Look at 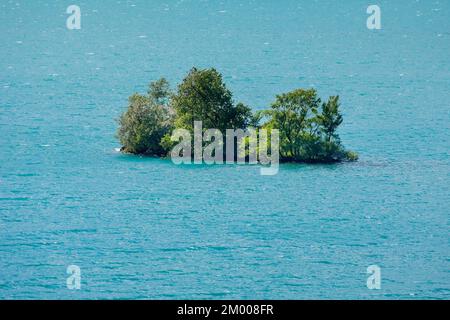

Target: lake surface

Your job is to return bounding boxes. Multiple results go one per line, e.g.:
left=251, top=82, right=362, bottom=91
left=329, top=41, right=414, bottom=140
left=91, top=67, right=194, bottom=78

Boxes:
left=0, top=0, right=449, bottom=299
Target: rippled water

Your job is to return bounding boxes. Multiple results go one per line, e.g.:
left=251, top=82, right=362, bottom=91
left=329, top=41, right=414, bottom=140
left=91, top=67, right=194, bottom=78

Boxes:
left=0, top=0, right=449, bottom=299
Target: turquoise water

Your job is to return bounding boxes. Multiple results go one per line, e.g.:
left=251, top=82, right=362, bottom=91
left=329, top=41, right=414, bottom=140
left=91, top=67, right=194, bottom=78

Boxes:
left=0, top=0, right=449, bottom=299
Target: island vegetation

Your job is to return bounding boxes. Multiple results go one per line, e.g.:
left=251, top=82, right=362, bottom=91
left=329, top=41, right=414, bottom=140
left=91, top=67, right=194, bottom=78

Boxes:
left=117, top=67, right=358, bottom=163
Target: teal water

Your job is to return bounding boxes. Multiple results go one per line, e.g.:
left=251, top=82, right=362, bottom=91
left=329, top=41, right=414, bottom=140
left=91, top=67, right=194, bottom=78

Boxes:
left=0, top=0, right=449, bottom=299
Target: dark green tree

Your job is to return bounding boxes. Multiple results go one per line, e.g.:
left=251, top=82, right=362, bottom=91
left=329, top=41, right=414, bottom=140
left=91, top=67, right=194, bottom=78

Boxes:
left=171, top=68, right=252, bottom=132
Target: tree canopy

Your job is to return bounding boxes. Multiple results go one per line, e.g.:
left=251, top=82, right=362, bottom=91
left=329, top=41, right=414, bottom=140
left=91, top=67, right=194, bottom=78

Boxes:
left=257, top=88, right=357, bottom=162
left=171, top=67, right=252, bottom=133
left=117, top=78, right=173, bottom=156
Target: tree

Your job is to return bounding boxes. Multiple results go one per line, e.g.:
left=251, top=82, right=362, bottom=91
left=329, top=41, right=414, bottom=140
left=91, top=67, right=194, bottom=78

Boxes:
left=117, top=78, right=173, bottom=156
left=171, top=68, right=251, bottom=133
left=148, top=78, right=171, bottom=106
left=261, top=88, right=356, bottom=163
left=319, top=96, right=343, bottom=142
left=264, top=88, right=321, bottom=159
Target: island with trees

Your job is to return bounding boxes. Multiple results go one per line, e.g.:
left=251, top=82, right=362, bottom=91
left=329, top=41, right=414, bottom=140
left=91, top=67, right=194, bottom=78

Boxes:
left=117, top=67, right=358, bottom=163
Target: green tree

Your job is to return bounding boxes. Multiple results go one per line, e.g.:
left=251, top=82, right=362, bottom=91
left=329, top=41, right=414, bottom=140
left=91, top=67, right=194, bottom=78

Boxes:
left=261, top=88, right=357, bottom=163
left=319, top=95, right=343, bottom=142
left=148, top=78, right=171, bottom=106
left=264, top=88, right=321, bottom=159
left=171, top=68, right=252, bottom=132
left=117, top=78, right=173, bottom=156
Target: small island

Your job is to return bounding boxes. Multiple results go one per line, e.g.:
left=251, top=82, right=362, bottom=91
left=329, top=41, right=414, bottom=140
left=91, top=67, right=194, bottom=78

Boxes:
left=117, top=67, right=358, bottom=164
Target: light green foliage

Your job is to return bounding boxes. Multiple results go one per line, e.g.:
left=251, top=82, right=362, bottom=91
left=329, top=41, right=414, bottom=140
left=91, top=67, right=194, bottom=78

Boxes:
left=148, top=78, right=171, bottom=106
left=319, top=95, right=343, bottom=142
left=117, top=78, right=173, bottom=156
left=260, top=88, right=357, bottom=163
